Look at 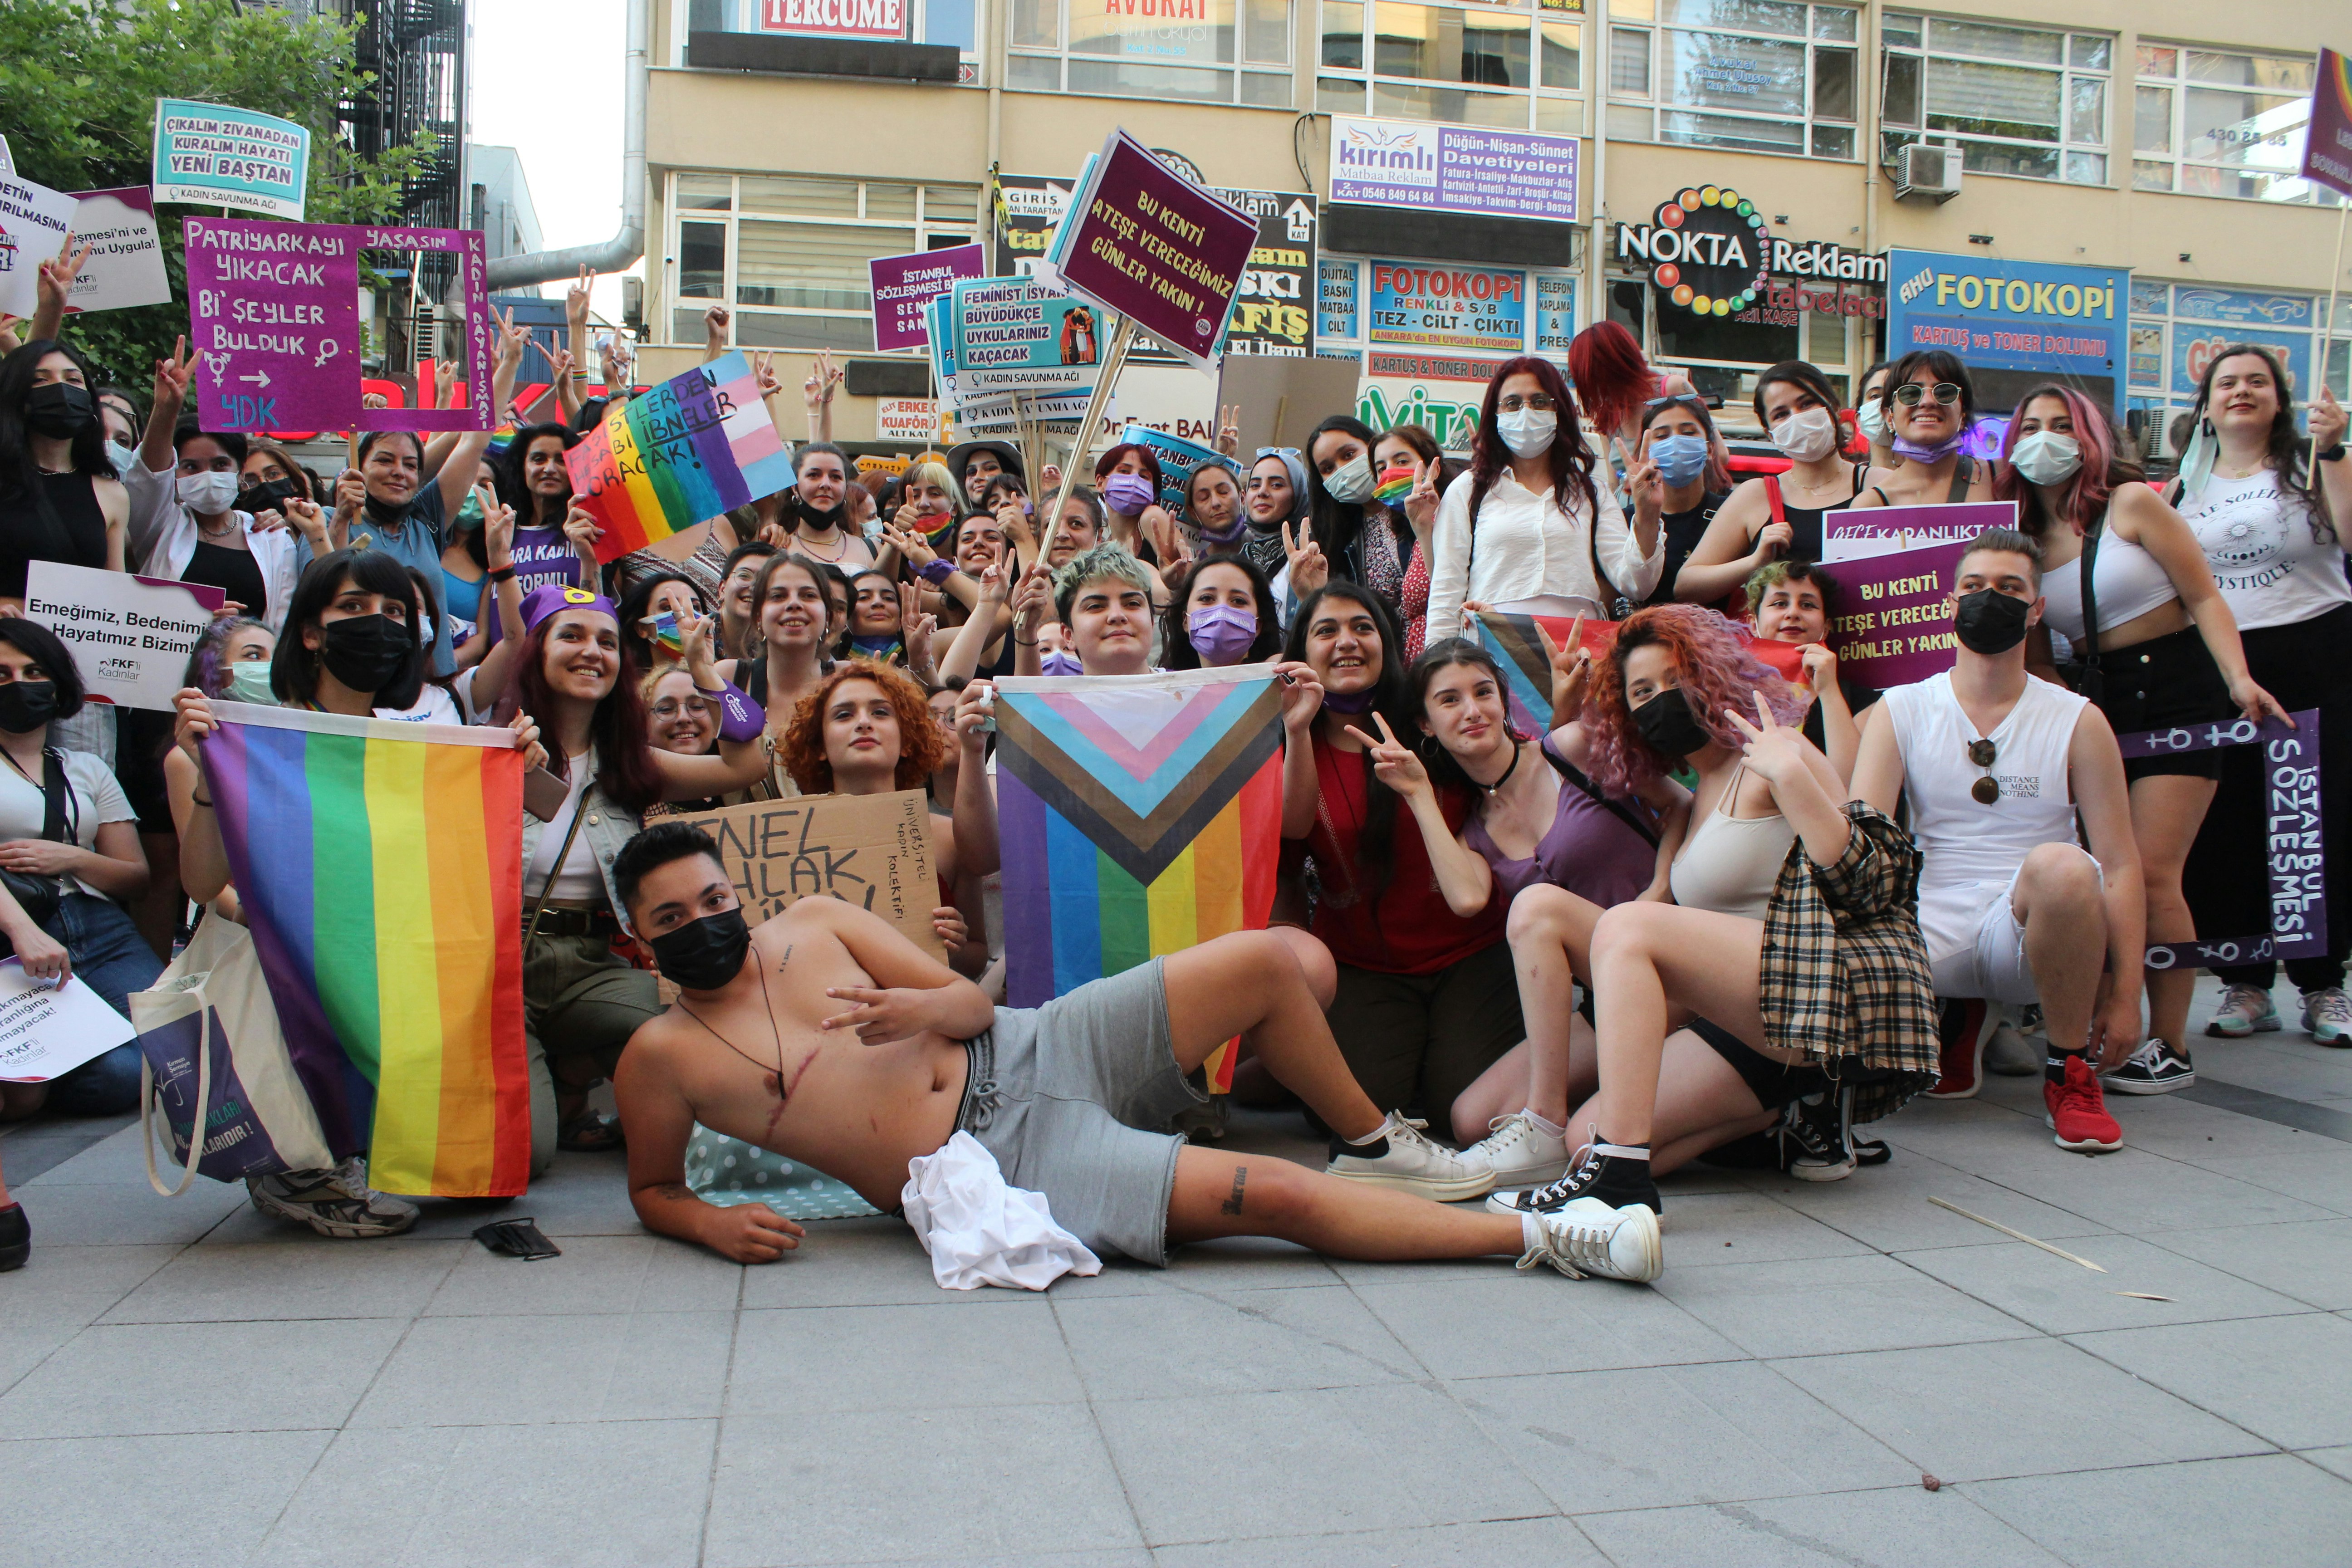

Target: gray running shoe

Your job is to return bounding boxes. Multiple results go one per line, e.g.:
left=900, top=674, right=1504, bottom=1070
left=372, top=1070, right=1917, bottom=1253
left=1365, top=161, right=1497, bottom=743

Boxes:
left=248, top=1158, right=419, bottom=1238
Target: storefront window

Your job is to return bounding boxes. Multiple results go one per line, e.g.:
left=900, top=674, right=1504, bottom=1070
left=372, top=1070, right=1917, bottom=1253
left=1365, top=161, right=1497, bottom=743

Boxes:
left=666, top=172, right=980, bottom=351
left=2127, top=281, right=2348, bottom=452
left=2130, top=46, right=2341, bottom=206
left=1879, top=14, right=2110, bottom=185
left=1607, top=0, right=1857, bottom=159
left=1317, top=0, right=1584, bottom=132
left=1010, top=0, right=1295, bottom=105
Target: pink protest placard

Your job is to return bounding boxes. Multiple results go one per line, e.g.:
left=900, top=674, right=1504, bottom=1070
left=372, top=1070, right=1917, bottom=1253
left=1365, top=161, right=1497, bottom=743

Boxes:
left=1053, top=131, right=1257, bottom=371
left=2303, top=48, right=2352, bottom=199
left=1824, top=539, right=1970, bottom=688
left=356, top=224, right=490, bottom=433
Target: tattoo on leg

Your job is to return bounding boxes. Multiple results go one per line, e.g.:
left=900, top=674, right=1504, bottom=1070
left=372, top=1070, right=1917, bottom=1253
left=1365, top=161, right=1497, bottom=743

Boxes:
left=1221, top=1165, right=1246, bottom=1216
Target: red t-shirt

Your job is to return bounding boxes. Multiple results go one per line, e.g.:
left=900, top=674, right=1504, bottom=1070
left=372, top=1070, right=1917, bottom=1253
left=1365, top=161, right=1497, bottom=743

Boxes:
left=1303, top=732, right=1506, bottom=975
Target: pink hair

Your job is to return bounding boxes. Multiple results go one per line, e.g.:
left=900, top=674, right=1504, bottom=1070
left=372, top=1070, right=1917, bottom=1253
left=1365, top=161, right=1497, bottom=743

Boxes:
left=1583, top=604, right=1809, bottom=798
left=1567, top=320, right=1659, bottom=441
left=1993, top=382, right=2118, bottom=539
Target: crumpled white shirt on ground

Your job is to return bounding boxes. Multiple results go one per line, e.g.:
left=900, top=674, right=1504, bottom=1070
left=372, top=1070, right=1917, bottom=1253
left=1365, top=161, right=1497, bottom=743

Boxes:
left=900, top=1131, right=1102, bottom=1291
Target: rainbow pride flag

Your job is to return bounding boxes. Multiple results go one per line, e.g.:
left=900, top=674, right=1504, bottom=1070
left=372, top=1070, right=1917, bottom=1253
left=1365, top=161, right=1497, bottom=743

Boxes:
left=199, top=705, right=530, bottom=1196
left=564, top=351, right=796, bottom=564
left=1473, top=608, right=1805, bottom=734
left=995, top=666, right=1284, bottom=1091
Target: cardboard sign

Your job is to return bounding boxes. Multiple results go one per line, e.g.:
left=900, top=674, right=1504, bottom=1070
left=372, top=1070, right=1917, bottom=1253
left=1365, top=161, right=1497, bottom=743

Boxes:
left=951, top=275, right=1108, bottom=396
left=1217, top=352, right=1364, bottom=456
left=0, top=961, right=137, bottom=1084
left=24, top=563, right=226, bottom=712
left=2303, top=48, right=2352, bottom=199
left=63, top=187, right=172, bottom=314
left=1821, top=501, right=2017, bottom=563
left=671, top=790, right=946, bottom=960
left=1048, top=130, right=1257, bottom=372
left=0, top=173, right=79, bottom=318
left=1823, top=540, right=1970, bottom=688
left=152, top=98, right=311, bottom=221
left=869, top=242, right=985, bottom=352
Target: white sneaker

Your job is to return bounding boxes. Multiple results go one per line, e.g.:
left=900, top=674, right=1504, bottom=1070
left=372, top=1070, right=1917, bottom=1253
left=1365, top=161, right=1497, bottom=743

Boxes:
left=1455, top=1111, right=1571, bottom=1188
left=1325, top=1112, right=1494, bottom=1202
left=1516, top=1199, right=1662, bottom=1283
left=248, top=1157, right=419, bottom=1239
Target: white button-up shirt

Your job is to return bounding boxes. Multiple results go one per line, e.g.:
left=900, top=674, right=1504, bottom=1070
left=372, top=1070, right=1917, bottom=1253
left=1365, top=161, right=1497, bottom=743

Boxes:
left=1423, top=465, right=1662, bottom=645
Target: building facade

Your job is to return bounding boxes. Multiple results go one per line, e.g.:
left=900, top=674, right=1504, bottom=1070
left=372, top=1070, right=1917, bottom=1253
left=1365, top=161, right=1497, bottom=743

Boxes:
left=632, top=0, right=2351, bottom=455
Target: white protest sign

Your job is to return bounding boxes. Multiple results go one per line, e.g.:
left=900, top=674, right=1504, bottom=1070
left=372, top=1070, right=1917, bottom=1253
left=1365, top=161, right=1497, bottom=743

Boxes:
left=63, top=187, right=172, bottom=313
left=24, top=563, right=226, bottom=714
left=0, top=136, right=15, bottom=176
left=0, top=172, right=79, bottom=318
left=0, top=960, right=137, bottom=1083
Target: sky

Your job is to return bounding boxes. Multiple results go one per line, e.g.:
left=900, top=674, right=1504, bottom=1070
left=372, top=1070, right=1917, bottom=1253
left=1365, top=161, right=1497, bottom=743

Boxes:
left=466, top=0, right=635, bottom=320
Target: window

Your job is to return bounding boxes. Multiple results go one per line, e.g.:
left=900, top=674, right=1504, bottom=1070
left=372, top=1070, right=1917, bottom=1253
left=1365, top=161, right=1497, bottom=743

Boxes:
left=1315, top=0, right=1585, bottom=133
left=2126, top=280, right=2347, bottom=454
left=1607, top=0, right=1858, bottom=159
left=666, top=173, right=980, bottom=352
left=694, top=0, right=984, bottom=78
left=1880, top=14, right=2110, bottom=185
left=2131, top=45, right=2342, bottom=205
left=1009, top=0, right=1295, bottom=106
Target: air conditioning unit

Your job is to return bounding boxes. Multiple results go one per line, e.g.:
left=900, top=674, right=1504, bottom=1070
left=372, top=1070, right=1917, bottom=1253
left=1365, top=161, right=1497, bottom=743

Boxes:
left=1896, top=143, right=1962, bottom=203
left=621, top=276, right=645, bottom=332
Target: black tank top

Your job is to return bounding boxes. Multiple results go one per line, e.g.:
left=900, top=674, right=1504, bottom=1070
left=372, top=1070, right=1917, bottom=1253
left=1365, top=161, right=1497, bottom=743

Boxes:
left=1764, top=464, right=1868, bottom=564
left=185, top=539, right=268, bottom=619
left=0, top=471, right=110, bottom=597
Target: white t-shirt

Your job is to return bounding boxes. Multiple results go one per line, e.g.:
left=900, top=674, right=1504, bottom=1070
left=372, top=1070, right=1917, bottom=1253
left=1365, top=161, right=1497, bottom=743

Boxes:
left=0, top=747, right=137, bottom=899
left=2178, top=469, right=2352, bottom=632
left=525, top=751, right=605, bottom=903
left=374, top=684, right=464, bottom=725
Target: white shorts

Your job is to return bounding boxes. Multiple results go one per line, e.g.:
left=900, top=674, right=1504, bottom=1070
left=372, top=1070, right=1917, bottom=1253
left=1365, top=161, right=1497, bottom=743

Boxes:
left=1923, top=847, right=2102, bottom=1005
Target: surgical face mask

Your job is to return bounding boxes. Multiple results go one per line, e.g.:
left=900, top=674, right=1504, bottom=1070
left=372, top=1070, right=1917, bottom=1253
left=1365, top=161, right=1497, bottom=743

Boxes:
left=105, top=440, right=138, bottom=478
left=1769, top=407, right=1839, bottom=463
left=317, top=613, right=413, bottom=693
left=1496, top=408, right=1557, bottom=459
left=1856, top=397, right=1888, bottom=445
left=647, top=907, right=752, bottom=992
left=1323, top=453, right=1377, bottom=505
left=226, top=661, right=279, bottom=705
left=2009, top=431, right=2082, bottom=487
left=415, top=611, right=435, bottom=648
left=0, top=680, right=57, bottom=735
left=1649, top=433, right=1709, bottom=488
left=1953, top=588, right=2032, bottom=656
left=1631, top=686, right=1711, bottom=758
left=1101, top=472, right=1157, bottom=515
left=1039, top=648, right=1084, bottom=676
left=177, top=469, right=240, bottom=515
left=22, top=383, right=94, bottom=440
left=453, top=489, right=485, bottom=527
left=1186, top=604, right=1258, bottom=665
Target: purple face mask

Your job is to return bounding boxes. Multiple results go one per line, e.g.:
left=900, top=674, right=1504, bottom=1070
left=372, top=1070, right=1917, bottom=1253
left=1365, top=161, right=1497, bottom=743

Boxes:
left=1320, top=687, right=1378, bottom=714
left=1891, top=428, right=1967, bottom=464
left=1039, top=649, right=1085, bottom=676
left=1101, top=473, right=1157, bottom=515
left=1186, top=604, right=1258, bottom=665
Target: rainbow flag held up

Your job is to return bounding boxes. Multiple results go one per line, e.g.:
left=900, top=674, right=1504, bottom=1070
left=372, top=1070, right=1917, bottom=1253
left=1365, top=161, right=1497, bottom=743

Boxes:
left=563, top=351, right=796, bottom=564
left=995, top=666, right=1284, bottom=1091
left=1473, top=608, right=1806, bottom=735
left=199, top=704, right=531, bottom=1196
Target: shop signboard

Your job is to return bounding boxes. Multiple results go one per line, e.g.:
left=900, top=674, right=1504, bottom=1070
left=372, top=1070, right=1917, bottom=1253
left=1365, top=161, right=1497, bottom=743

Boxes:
left=758, top=0, right=906, bottom=39
left=1367, top=262, right=1528, bottom=354
left=1328, top=114, right=1579, bottom=224
left=1356, top=350, right=1504, bottom=453
left=2173, top=323, right=2309, bottom=400
left=1887, top=248, right=2127, bottom=413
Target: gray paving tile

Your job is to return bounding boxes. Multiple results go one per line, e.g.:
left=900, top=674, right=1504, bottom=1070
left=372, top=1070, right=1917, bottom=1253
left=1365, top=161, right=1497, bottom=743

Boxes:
left=2186, top=1149, right=2352, bottom=1216
left=0, top=1317, right=401, bottom=1437
left=1630, top=1189, right=1877, bottom=1266
left=2087, top=1093, right=2326, bottom=1162
left=730, top=1298, right=1084, bottom=1415
left=704, top=1406, right=1142, bottom=1566
left=13, top=1176, right=246, bottom=1245
left=2069, top=1313, right=2352, bottom=1449
left=1043, top=1236, right=1342, bottom=1299
left=2140, top=1218, right=2352, bottom=1310
left=2305, top=1446, right=2352, bottom=1482
left=0, top=1240, right=179, bottom=1331
left=1152, top=1517, right=1607, bottom=1566
left=99, top=1238, right=461, bottom=1323
left=422, top=1232, right=741, bottom=1316
left=254, top=1419, right=718, bottom=1568
left=1892, top=1235, right=2313, bottom=1333
left=1352, top=1272, right=1743, bottom=1380
left=1969, top=1452, right=2352, bottom=1568
left=0, top=1323, right=75, bottom=1396
left=390, top=1153, right=645, bottom=1239
left=1654, top=1254, right=2036, bottom=1359
left=1450, top=1360, right=1915, bottom=1513
left=1056, top=1282, right=1424, bottom=1400
left=1574, top=1484, right=2068, bottom=1566
left=2192, top=1042, right=2352, bottom=1106
left=1093, top=1382, right=1552, bottom=1545
left=0, top=1429, right=334, bottom=1568
left=1740, top=1146, right=2119, bottom=1253
left=348, top=1310, right=734, bottom=1428
left=735, top=1215, right=1029, bottom=1309
left=1770, top=1337, right=2265, bottom=1483
left=16, top=1121, right=163, bottom=1186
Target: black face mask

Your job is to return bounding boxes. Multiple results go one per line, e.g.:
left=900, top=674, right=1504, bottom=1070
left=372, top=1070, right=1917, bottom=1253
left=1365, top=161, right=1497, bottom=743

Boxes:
left=0, top=680, right=58, bottom=735
left=362, top=490, right=415, bottom=527
left=23, top=383, right=94, bottom=441
left=1632, top=686, right=1712, bottom=759
left=317, top=614, right=413, bottom=693
left=796, top=495, right=846, bottom=530
left=240, top=477, right=298, bottom=513
left=1954, top=588, right=2032, bottom=655
left=649, top=908, right=752, bottom=992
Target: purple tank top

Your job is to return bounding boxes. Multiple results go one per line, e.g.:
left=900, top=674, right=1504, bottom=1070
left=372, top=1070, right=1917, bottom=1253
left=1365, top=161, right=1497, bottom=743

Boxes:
left=1461, top=738, right=1656, bottom=910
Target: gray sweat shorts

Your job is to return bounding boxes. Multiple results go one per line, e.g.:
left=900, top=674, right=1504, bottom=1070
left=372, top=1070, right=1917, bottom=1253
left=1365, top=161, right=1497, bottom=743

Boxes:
left=955, top=959, right=1206, bottom=1266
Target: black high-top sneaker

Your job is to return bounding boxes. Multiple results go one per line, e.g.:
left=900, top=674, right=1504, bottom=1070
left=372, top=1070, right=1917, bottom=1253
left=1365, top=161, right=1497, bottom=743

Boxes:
left=1485, top=1130, right=1660, bottom=1220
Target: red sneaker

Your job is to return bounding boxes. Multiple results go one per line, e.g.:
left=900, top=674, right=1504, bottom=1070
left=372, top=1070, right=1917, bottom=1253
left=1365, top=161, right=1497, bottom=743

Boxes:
left=1925, top=998, right=1994, bottom=1099
left=2043, top=1056, right=2122, bottom=1152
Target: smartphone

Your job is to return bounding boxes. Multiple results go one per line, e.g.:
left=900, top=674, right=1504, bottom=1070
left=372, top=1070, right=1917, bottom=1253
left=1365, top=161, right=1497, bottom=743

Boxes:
left=522, top=766, right=570, bottom=823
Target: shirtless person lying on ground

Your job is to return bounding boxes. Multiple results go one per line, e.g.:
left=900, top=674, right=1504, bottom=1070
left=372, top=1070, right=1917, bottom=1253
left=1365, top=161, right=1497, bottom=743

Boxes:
left=610, top=821, right=1660, bottom=1282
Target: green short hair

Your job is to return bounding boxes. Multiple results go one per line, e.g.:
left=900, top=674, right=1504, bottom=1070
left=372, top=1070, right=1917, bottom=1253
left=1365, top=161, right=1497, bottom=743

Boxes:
left=1054, top=544, right=1156, bottom=625
left=1743, top=557, right=1838, bottom=617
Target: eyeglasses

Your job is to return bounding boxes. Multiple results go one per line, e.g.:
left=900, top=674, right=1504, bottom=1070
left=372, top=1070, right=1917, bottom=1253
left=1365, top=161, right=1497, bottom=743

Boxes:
left=1967, top=737, right=1999, bottom=804
left=651, top=697, right=714, bottom=721
left=1892, top=382, right=1965, bottom=408
left=1498, top=394, right=1558, bottom=413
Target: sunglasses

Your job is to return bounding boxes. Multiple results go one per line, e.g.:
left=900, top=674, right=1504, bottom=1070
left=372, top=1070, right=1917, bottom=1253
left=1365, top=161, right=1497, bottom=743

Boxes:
left=1892, top=382, right=1965, bottom=408
left=1967, top=737, right=1999, bottom=804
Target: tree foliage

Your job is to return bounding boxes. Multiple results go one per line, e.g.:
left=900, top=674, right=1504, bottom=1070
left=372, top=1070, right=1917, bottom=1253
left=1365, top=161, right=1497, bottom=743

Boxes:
left=0, top=0, right=438, bottom=386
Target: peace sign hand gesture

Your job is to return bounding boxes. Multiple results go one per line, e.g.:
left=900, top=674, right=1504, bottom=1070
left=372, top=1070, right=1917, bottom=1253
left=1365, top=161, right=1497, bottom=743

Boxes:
left=804, top=349, right=842, bottom=410
left=565, top=265, right=597, bottom=328
left=1614, top=436, right=1663, bottom=525
left=1281, top=516, right=1328, bottom=596
left=1403, top=462, right=1441, bottom=533
left=153, top=335, right=196, bottom=410
left=1720, top=688, right=1812, bottom=790
left=1535, top=614, right=1592, bottom=725
left=1343, top=712, right=1433, bottom=801
left=1215, top=403, right=1242, bottom=456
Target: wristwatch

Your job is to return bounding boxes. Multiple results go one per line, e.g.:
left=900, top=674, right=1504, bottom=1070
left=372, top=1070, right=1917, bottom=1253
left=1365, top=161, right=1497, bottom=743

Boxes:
left=2318, top=442, right=2347, bottom=465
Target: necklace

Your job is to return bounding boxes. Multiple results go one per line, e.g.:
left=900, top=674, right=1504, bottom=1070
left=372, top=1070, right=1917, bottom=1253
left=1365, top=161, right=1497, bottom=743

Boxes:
left=197, top=515, right=238, bottom=539
left=796, top=528, right=849, bottom=563
left=676, top=937, right=791, bottom=1102
left=1473, top=737, right=1524, bottom=794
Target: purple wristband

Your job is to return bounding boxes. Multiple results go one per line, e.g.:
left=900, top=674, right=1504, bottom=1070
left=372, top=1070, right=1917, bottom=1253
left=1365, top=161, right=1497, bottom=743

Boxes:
left=918, top=558, right=956, bottom=586
left=698, top=680, right=766, bottom=743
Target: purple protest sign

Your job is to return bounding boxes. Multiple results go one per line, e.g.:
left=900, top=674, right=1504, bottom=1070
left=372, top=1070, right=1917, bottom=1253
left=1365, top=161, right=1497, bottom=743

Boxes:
left=870, top=242, right=984, bottom=353
left=1051, top=131, right=1257, bottom=371
left=1825, top=539, right=1970, bottom=688
left=2303, top=48, right=2352, bottom=199
left=183, top=217, right=358, bottom=433
left=357, top=225, right=490, bottom=432
left=1820, top=500, right=2017, bottom=562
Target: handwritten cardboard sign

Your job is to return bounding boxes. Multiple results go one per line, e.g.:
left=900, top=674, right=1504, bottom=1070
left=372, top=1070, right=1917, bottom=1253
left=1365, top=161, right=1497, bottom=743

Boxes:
left=671, top=789, right=946, bottom=960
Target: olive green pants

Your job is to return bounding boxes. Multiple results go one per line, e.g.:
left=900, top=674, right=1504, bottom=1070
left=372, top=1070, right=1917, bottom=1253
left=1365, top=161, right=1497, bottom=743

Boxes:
left=524, top=930, right=661, bottom=1176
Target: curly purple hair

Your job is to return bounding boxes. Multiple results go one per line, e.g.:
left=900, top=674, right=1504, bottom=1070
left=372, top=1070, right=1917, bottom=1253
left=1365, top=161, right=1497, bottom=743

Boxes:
left=1583, top=603, right=1808, bottom=798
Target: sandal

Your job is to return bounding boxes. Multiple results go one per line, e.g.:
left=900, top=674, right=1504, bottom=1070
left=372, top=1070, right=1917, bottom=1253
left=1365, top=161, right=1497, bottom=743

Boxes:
left=557, top=1110, right=627, bottom=1153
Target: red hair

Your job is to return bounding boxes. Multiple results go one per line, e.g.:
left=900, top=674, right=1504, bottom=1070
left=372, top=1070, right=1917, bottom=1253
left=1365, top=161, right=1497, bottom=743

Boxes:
left=1993, top=382, right=2119, bottom=539
left=1466, top=355, right=1601, bottom=535
left=1567, top=320, right=1658, bottom=441
left=779, top=659, right=946, bottom=795
left=1583, top=604, right=1808, bottom=797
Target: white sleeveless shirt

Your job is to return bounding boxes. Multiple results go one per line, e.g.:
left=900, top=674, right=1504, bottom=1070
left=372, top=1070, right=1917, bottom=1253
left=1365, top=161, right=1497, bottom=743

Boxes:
left=1878, top=671, right=2087, bottom=960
